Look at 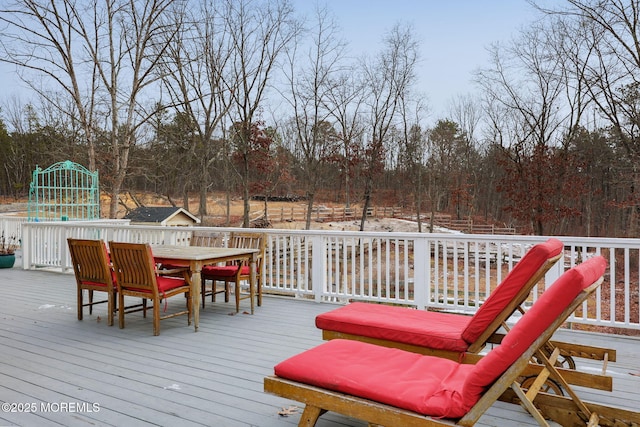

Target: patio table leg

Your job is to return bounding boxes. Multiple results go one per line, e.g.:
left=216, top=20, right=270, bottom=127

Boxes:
left=190, top=261, right=202, bottom=331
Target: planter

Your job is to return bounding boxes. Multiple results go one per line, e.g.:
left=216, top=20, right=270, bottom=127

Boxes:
left=0, top=254, right=16, bottom=269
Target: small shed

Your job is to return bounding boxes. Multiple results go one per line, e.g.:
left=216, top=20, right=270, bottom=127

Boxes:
left=124, top=207, right=200, bottom=226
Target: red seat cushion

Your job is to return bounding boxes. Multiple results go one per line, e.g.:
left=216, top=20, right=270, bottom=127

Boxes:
left=157, top=276, right=188, bottom=292
left=274, top=339, right=476, bottom=419
left=463, top=256, right=606, bottom=400
left=316, top=302, right=471, bottom=352
left=202, top=265, right=252, bottom=277
left=80, top=280, right=110, bottom=288
left=128, top=276, right=187, bottom=294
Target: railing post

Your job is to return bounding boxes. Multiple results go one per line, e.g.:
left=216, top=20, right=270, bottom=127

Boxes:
left=21, top=223, right=30, bottom=269
left=310, top=234, right=326, bottom=303
left=414, top=237, right=429, bottom=310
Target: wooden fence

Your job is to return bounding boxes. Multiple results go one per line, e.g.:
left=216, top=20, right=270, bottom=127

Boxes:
left=259, top=207, right=517, bottom=235
left=262, top=206, right=405, bottom=223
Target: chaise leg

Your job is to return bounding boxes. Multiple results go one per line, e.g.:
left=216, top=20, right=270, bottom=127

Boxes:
left=298, top=405, right=326, bottom=427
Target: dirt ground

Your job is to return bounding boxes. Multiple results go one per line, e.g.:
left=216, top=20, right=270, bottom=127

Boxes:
left=1, top=194, right=426, bottom=232
left=272, top=217, right=430, bottom=232
left=128, top=193, right=429, bottom=232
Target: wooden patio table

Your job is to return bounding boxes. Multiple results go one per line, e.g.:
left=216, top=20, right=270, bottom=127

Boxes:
left=152, top=245, right=259, bottom=331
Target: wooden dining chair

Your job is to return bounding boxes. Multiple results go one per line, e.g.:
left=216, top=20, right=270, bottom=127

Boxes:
left=109, top=241, right=192, bottom=336
left=201, top=231, right=265, bottom=313
left=68, top=238, right=116, bottom=326
left=189, top=231, right=228, bottom=308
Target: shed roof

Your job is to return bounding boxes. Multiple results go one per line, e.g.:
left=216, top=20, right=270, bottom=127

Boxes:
left=123, top=206, right=200, bottom=225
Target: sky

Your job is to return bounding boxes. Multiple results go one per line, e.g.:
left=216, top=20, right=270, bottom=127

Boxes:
left=0, top=0, right=541, bottom=124
left=291, top=0, right=540, bottom=121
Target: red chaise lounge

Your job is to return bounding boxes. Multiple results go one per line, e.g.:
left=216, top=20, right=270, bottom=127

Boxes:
left=265, top=256, right=640, bottom=426
left=316, top=238, right=615, bottom=391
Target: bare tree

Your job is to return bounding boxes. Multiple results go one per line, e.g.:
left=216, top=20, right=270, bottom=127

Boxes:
left=535, top=0, right=640, bottom=234
left=159, top=0, right=234, bottom=218
left=359, top=23, right=419, bottom=231
left=397, top=96, right=428, bottom=231
left=0, top=1, right=101, bottom=171
left=0, top=0, right=179, bottom=218
left=324, top=70, right=366, bottom=209
left=475, top=20, right=590, bottom=234
left=282, top=4, right=345, bottom=229
left=221, top=0, right=298, bottom=227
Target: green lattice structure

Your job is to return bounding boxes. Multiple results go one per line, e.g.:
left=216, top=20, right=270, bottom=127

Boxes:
left=28, top=160, right=100, bottom=221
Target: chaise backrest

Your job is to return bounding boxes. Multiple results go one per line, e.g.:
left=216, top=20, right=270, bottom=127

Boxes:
left=461, top=238, right=564, bottom=350
left=462, top=255, right=607, bottom=404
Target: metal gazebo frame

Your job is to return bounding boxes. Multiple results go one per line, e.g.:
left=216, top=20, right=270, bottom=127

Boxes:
left=27, top=160, right=100, bottom=221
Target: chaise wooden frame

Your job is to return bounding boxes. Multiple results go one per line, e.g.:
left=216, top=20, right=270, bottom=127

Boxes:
left=265, top=260, right=640, bottom=427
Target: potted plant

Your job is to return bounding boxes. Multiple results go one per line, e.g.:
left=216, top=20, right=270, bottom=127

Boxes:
left=0, top=231, right=17, bottom=268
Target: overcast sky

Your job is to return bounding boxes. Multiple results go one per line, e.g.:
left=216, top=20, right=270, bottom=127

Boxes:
left=292, top=0, right=540, bottom=121
left=0, top=0, right=541, bottom=125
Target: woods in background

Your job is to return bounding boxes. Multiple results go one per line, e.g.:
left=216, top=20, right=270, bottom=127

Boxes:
left=0, top=0, right=639, bottom=237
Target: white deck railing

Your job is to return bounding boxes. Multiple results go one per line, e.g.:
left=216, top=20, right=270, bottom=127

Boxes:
left=18, top=221, right=640, bottom=332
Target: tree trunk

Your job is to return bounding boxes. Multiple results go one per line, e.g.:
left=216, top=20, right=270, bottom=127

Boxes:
left=305, top=192, right=315, bottom=230
left=360, top=179, right=372, bottom=231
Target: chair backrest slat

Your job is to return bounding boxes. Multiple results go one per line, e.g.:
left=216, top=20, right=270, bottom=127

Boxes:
left=109, top=242, right=158, bottom=295
left=190, top=231, right=226, bottom=248
left=229, top=231, right=266, bottom=270
left=68, top=238, right=112, bottom=287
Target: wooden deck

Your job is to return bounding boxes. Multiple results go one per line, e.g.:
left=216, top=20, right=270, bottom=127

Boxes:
left=0, top=266, right=639, bottom=427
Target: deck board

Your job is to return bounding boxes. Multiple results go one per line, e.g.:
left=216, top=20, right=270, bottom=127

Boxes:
left=0, top=266, right=639, bottom=426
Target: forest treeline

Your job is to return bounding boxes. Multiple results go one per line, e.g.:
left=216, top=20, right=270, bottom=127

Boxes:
left=0, top=0, right=639, bottom=237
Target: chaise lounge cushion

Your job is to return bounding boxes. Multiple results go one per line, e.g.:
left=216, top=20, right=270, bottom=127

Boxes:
left=463, top=256, right=607, bottom=400
left=315, top=302, right=472, bottom=352
left=274, top=338, right=477, bottom=418
left=274, top=256, right=607, bottom=420
left=315, top=238, right=564, bottom=352
left=460, top=238, right=563, bottom=344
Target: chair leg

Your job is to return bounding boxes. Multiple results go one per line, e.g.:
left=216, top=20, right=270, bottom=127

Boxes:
left=77, top=287, right=83, bottom=321
left=107, top=291, right=115, bottom=326
left=186, top=290, right=192, bottom=326
left=235, top=281, right=240, bottom=313
left=201, top=279, right=207, bottom=308
left=88, top=290, right=94, bottom=314
left=250, top=277, right=255, bottom=314
left=153, top=298, right=160, bottom=336
left=118, top=292, right=125, bottom=329
left=299, top=405, right=326, bottom=427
